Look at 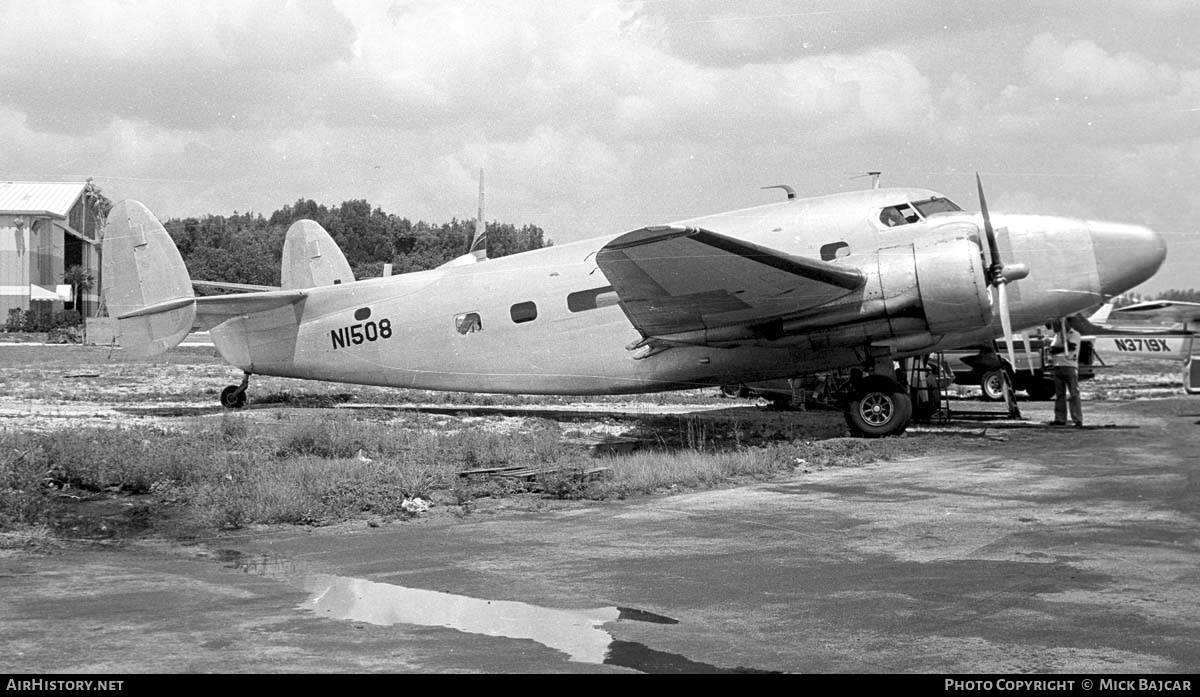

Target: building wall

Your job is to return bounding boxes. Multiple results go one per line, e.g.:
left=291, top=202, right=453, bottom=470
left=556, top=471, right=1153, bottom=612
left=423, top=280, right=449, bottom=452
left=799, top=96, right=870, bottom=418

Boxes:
left=0, top=193, right=102, bottom=323
left=0, top=214, right=33, bottom=321
left=32, top=219, right=62, bottom=300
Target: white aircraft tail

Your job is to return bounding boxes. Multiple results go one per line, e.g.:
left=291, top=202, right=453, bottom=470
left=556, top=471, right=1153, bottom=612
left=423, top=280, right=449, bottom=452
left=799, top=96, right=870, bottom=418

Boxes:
left=1088, top=303, right=1113, bottom=326
left=101, top=200, right=196, bottom=357
left=281, top=220, right=355, bottom=289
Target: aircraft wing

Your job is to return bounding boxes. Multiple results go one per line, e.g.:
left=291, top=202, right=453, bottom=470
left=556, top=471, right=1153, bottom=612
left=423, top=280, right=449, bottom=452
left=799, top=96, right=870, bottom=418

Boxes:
left=596, top=225, right=863, bottom=341
left=1110, top=300, right=1200, bottom=325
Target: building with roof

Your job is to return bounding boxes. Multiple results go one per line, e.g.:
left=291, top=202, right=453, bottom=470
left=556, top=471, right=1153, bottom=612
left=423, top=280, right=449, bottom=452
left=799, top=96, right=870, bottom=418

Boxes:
left=0, top=181, right=104, bottom=323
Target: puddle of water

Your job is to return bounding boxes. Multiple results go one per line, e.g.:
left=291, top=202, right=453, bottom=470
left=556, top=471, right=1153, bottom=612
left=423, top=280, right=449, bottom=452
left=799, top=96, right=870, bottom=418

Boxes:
left=303, top=573, right=619, bottom=662
left=220, top=549, right=772, bottom=673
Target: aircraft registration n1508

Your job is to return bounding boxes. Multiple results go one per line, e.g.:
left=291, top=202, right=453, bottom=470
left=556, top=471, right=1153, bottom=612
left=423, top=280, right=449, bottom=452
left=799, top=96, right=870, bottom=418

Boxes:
left=100, top=177, right=1166, bottom=437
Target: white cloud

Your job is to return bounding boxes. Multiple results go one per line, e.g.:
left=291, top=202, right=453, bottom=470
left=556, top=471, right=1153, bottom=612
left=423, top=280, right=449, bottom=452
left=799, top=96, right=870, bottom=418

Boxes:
left=0, top=0, right=1197, bottom=264
left=1024, top=33, right=1180, bottom=100
left=0, top=0, right=356, bottom=132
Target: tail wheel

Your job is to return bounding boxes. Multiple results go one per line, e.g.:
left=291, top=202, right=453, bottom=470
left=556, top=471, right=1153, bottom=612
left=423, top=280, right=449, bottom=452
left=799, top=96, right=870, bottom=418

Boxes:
left=220, top=385, right=247, bottom=409
left=844, top=376, right=911, bottom=438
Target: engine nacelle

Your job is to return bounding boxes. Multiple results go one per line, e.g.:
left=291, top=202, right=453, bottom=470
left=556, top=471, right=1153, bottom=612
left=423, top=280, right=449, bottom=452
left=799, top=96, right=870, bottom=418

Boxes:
left=875, top=236, right=993, bottom=336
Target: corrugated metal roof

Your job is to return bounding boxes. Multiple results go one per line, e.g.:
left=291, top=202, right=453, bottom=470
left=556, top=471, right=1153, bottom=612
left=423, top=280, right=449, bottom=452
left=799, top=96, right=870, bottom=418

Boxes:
left=0, top=181, right=87, bottom=217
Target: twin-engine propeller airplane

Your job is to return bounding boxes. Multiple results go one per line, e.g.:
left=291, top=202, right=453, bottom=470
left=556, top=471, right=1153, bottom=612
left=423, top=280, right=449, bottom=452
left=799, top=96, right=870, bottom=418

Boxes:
left=101, top=176, right=1166, bottom=437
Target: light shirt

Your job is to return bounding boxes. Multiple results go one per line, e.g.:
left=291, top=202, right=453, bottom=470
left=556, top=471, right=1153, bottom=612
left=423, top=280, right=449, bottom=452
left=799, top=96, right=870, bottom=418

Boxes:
left=1049, top=328, right=1081, bottom=368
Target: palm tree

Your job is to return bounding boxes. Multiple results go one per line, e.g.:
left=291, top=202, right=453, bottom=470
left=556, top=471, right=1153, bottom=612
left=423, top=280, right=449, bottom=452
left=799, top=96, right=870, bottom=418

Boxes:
left=63, top=264, right=94, bottom=341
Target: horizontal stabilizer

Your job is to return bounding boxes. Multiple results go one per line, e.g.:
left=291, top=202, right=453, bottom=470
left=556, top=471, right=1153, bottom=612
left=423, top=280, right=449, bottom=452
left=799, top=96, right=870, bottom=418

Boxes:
left=117, top=289, right=307, bottom=324
left=194, top=290, right=307, bottom=324
left=596, top=225, right=864, bottom=339
left=193, top=280, right=279, bottom=293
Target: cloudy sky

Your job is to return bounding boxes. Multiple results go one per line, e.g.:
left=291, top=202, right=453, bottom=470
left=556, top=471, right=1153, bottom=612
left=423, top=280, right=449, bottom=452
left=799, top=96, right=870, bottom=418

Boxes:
left=2, top=0, right=1197, bottom=293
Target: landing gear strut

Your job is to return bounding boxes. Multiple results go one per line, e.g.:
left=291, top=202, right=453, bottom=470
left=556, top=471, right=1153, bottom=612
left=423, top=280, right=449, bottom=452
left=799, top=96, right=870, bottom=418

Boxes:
left=220, top=372, right=250, bottom=409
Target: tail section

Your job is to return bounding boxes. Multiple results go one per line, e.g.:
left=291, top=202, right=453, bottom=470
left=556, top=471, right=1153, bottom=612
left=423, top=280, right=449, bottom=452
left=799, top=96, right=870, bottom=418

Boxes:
left=281, top=220, right=354, bottom=289
left=1087, top=303, right=1113, bottom=327
left=101, top=200, right=196, bottom=356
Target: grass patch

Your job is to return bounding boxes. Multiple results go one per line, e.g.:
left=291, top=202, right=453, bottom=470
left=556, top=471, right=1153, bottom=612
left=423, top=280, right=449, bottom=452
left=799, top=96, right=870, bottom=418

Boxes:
left=535, top=437, right=920, bottom=500
left=2, top=411, right=920, bottom=536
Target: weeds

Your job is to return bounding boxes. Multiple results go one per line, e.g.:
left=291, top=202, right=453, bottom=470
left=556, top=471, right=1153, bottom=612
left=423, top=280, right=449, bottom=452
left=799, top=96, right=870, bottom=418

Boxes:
left=1, top=407, right=914, bottom=536
left=0, top=439, right=53, bottom=527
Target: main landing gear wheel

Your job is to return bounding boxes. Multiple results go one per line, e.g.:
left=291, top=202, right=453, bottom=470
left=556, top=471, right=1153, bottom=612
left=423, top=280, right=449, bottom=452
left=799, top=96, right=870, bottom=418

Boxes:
left=220, top=373, right=250, bottom=409
left=844, top=375, right=911, bottom=438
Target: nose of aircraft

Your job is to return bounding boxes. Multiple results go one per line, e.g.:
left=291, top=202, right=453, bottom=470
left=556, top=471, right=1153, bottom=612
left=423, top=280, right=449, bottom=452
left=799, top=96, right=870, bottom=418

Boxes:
left=1090, top=221, right=1166, bottom=297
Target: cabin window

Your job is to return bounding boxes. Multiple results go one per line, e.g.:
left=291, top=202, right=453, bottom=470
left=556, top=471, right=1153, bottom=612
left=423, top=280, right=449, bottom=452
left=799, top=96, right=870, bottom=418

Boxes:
left=819, top=242, right=850, bottom=261
left=567, top=286, right=620, bottom=312
left=455, top=312, right=482, bottom=334
left=510, top=301, right=538, bottom=324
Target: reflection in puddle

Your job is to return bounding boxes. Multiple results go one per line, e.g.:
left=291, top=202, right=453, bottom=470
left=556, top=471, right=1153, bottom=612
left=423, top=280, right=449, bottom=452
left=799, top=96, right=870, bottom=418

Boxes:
left=220, top=550, right=772, bottom=673
left=305, top=573, right=620, bottom=663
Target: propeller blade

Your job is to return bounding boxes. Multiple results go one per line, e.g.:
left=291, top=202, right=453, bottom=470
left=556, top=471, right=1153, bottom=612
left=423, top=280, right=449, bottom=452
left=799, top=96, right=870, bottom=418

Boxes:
left=976, top=173, right=1003, bottom=283
left=470, top=169, right=487, bottom=259
left=997, top=282, right=1023, bottom=418
left=979, top=173, right=1023, bottom=421
left=998, top=282, right=1017, bottom=370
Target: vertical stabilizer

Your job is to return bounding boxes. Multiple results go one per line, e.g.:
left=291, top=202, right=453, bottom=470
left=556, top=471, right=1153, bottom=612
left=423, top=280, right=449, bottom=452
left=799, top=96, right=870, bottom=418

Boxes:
left=1088, top=303, right=1113, bottom=326
left=101, top=200, right=196, bottom=356
left=281, top=220, right=355, bottom=289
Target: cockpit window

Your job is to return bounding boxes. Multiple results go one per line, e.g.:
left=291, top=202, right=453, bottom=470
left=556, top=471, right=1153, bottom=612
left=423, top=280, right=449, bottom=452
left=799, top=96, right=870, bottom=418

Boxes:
left=912, top=197, right=961, bottom=217
left=880, top=197, right=962, bottom=228
left=879, top=203, right=919, bottom=227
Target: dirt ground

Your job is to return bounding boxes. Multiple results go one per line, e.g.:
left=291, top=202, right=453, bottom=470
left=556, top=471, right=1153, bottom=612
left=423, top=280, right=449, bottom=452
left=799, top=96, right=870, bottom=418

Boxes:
left=0, top=337, right=1189, bottom=428
left=2, top=339, right=1199, bottom=673
left=2, top=396, right=1198, bottom=673
left=0, top=339, right=1193, bottom=537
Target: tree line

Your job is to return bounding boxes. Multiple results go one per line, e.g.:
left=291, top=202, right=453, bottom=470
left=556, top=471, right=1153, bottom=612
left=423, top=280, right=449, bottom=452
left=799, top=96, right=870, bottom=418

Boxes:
left=162, top=198, right=551, bottom=290
left=76, top=177, right=1193, bottom=304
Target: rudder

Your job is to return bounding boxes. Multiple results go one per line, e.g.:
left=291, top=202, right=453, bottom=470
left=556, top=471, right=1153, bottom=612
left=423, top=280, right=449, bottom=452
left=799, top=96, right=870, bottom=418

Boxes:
left=281, top=220, right=355, bottom=289
left=101, top=200, right=196, bottom=356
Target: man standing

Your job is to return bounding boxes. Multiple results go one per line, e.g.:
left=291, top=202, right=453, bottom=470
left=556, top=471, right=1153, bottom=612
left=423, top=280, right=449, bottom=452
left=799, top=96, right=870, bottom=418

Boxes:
left=1047, top=316, right=1084, bottom=427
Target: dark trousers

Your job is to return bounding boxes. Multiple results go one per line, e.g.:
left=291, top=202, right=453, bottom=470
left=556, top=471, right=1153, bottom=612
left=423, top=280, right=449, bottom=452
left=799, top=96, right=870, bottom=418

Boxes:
left=1053, top=365, right=1082, bottom=425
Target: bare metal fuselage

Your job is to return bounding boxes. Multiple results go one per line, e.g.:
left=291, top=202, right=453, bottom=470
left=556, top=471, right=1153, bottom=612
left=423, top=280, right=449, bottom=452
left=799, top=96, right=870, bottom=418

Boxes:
left=206, top=187, right=1164, bottom=395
